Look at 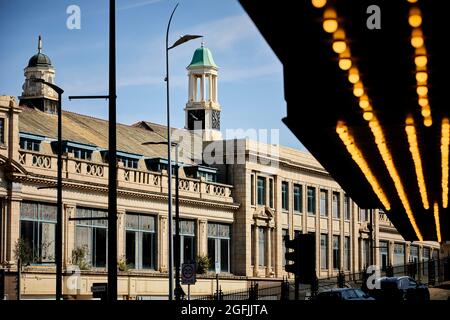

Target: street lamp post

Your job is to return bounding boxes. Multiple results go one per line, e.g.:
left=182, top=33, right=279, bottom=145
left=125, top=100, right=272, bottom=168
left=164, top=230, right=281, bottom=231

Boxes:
left=33, top=78, right=64, bottom=301
left=164, top=2, right=202, bottom=300
left=142, top=141, right=183, bottom=299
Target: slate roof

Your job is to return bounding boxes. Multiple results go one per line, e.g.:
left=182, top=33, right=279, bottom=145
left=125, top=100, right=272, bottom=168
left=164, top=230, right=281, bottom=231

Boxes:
left=18, top=105, right=198, bottom=164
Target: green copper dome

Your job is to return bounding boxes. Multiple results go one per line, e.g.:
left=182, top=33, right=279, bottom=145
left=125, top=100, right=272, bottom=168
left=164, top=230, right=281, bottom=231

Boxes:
left=187, top=45, right=218, bottom=69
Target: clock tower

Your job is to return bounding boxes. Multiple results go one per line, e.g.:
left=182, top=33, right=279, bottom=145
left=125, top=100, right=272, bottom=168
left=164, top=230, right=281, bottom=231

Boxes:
left=185, top=43, right=221, bottom=141
left=19, top=36, right=58, bottom=114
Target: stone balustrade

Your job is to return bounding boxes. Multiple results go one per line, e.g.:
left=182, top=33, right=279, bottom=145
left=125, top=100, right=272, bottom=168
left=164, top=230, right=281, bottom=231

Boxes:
left=18, top=150, right=234, bottom=202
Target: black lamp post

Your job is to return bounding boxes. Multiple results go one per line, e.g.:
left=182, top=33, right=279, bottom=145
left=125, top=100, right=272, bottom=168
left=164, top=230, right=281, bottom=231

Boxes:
left=33, top=78, right=64, bottom=301
left=164, top=2, right=202, bottom=300
left=142, top=141, right=183, bottom=299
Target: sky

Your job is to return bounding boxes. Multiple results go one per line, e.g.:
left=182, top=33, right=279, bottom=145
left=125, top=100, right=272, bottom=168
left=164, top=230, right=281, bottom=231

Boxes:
left=0, top=0, right=306, bottom=151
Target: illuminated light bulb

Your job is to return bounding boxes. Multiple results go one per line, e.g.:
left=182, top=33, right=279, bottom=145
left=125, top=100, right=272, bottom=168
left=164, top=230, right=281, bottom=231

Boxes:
left=411, top=28, right=424, bottom=48
left=339, top=58, right=352, bottom=70
left=421, top=106, right=431, bottom=117
left=417, top=86, right=428, bottom=96
left=408, top=0, right=418, bottom=3
left=414, top=47, right=428, bottom=67
left=348, top=67, right=360, bottom=84
left=424, top=117, right=432, bottom=127
left=332, top=29, right=347, bottom=54
left=363, top=111, right=373, bottom=121
left=333, top=41, right=346, bottom=54
left=416, top=71, right=428, bottom=83
left=312, top=0, right=327, bottom=8
left=418, top=97, right=428, bottom=107
left=409, top=7, right=422, bottom=28
left=323, top=8, right=338, bottom=33
left=359, top=95, right=370, bottom=109
left=353, top=82, right=364, bottom=97
left=415, top=55, right=428, bottom=67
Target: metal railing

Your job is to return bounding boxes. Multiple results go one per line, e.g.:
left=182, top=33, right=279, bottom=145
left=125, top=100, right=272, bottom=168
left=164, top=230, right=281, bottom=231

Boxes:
left=192, top=257, right=450, bottom=300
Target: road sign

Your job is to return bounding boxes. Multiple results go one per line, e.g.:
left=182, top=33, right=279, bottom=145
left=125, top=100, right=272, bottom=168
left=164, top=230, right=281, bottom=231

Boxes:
left=91, top=283, right=108, bottom=300
left=181, top=263, right=196, bottom=285
left=215, top=262, right=220, bottom=274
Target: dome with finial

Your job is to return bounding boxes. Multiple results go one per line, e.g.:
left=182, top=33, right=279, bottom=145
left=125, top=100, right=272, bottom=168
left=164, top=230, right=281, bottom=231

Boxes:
left=27, top=35, right=52, bottom=68
left=187, top=42, right=218, bottom=69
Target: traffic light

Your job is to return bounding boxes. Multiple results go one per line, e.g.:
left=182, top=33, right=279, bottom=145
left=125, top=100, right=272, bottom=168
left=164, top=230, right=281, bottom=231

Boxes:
left=284, top=236, right=301, bottom=275
left=284, top=233, right=316, bottom=284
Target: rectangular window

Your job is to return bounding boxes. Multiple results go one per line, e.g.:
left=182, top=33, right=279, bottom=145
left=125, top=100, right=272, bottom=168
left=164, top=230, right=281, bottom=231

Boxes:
left=282, top=229, right=288, bottom=267
left=344, top=195, right=351, bottom=221
left=269, top=179, right=274, bottom=208
left=20, top=138, right=41, bottom=152
left=379, top=241, right=389, bottom=271
left=307, top=187, right=316, bottom=214
left=423, top=248, right=430, bottom=261
left=118, top=156, right=139, bottom=169
left=320, top=190, right=328, bottom=217
left=320, top=234, right=328, bottom=270
left=410, top=246, right=419, bottom=263
left=359, top=209, right=368, bottom=222
left=361, top=239, right=370, bottom=269
left=125, top=213, right=156, bottom=270
left=333, top=235, right=340, bottom=270
left=251, top=174, right=255, bottom=206
left=20, top=202, right=56, bottom=264
left=173, top=220, right=196, bottom=264
left=251, top=226, right=255, bottom=265
left=344, top=236, right=351, bottom=271
left=332, top=192, right=340, bottom=219
left=258, top=227, right=266, bottom=267
left=281, top=182, right=289, bottom=211
left=257, top=177, right=266, bottom=206
left=394, top=243, right=405, bottom=266
left=75, top=207, right=108, bottom=268
left=0, top=118, right=4, bottom=144
left=207, top=223, right=231, bottom=273
left=293, top=184, right=302, bottom=213
left=65, top=146, right=92, bottom=161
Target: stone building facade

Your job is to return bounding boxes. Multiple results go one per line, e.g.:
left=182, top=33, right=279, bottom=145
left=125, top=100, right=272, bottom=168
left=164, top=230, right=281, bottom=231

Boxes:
left=0, top=39, right=441, bottom=299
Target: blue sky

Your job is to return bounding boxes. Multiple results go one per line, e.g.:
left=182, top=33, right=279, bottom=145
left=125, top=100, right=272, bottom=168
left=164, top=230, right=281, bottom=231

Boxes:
left=0, top=0, right=305, bottom=150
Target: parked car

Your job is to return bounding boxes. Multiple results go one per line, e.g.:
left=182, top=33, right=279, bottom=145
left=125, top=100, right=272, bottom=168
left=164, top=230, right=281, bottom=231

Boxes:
left=315, top=288, right=375, bottom=301
left=369, top=276, right=430, bottom=301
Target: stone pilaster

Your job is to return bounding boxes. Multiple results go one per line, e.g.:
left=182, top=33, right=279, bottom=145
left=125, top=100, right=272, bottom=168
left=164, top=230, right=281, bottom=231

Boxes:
left=64, top=203, right=76, bottom=267
left=117, top=208, right=126, bottom=260
left=6, top=195, right=21, bottom=264
left=159, top=215, right=168, bottom=272
left=198, top=219, right=207, bottom=256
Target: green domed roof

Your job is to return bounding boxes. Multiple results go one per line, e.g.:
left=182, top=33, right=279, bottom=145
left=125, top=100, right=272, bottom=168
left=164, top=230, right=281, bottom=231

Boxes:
left=28, top=53, right=52, bottom=67
left=188, top=45, right=218, bottom=69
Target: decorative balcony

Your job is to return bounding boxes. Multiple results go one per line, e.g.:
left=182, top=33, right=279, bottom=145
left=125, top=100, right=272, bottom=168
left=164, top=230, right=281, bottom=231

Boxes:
left=17, top=150, right=234, bottom=203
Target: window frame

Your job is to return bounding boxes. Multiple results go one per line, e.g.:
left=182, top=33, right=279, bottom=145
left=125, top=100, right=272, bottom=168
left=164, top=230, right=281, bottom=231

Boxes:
left=293, top=184, right=303, bottom=213
left=307, top=187, right=316, bottom=215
